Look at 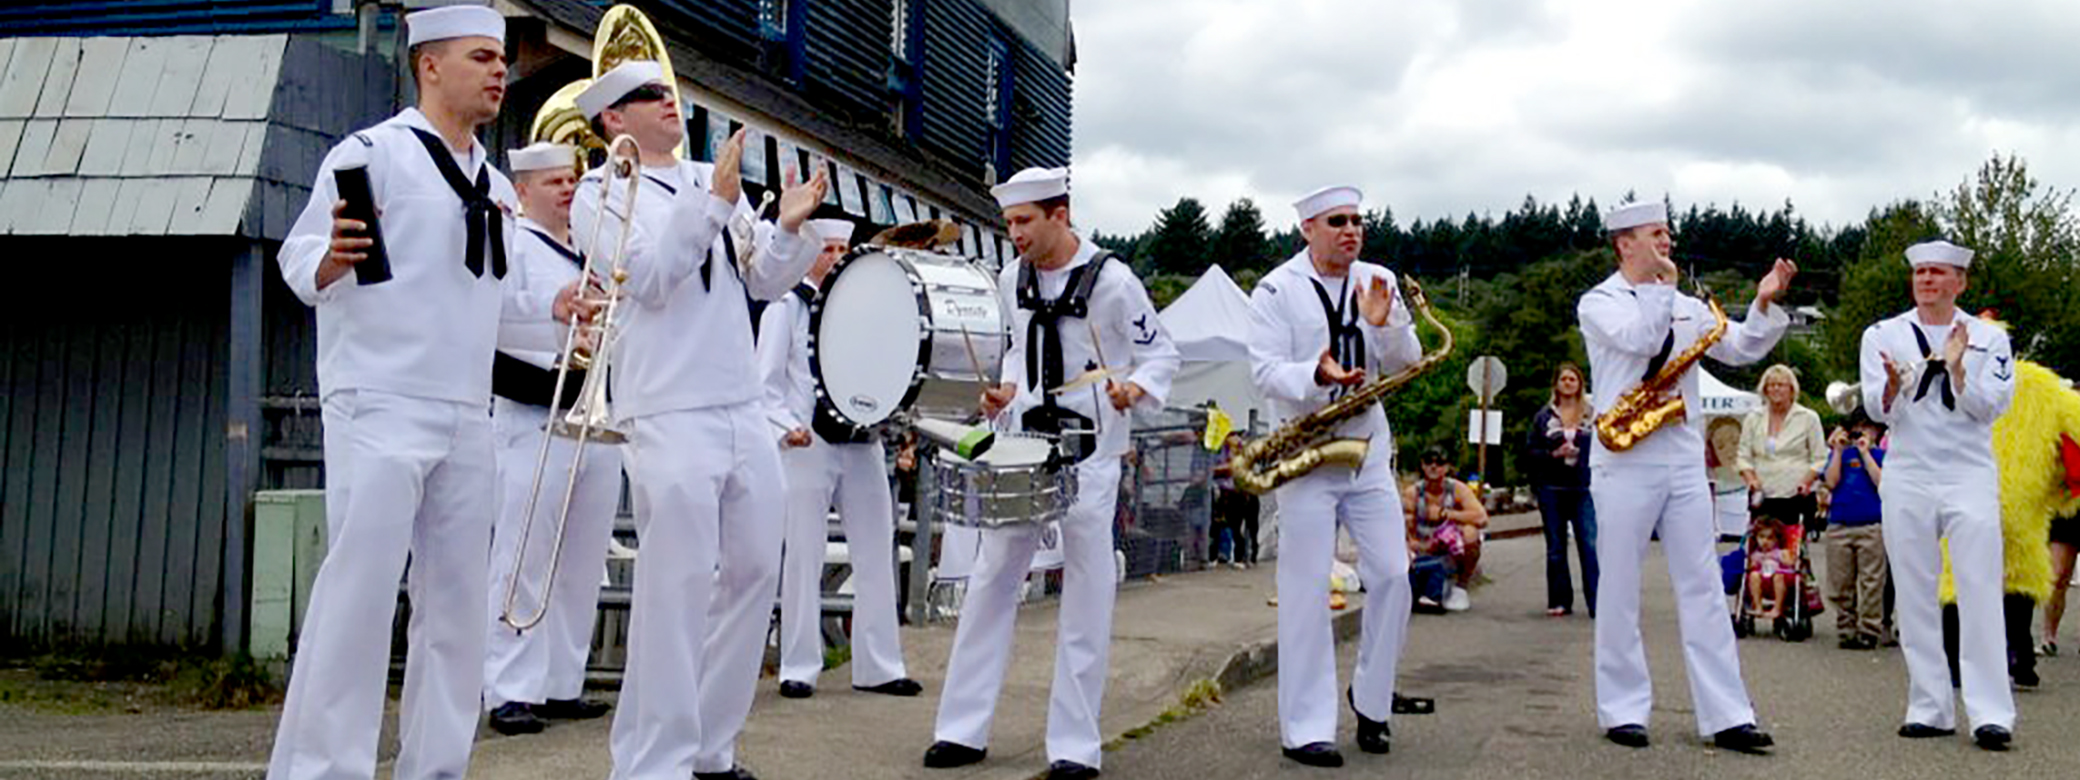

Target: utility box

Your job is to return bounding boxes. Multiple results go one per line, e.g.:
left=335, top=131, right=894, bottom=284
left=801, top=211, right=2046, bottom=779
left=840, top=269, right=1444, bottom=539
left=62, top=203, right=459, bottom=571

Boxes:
left=249, top=490, right=328, bottom=660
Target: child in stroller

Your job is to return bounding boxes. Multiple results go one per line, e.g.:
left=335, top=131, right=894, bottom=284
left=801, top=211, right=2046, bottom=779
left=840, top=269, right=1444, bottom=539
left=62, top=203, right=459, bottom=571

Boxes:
left=1735, top=516, right=1818, bottom=641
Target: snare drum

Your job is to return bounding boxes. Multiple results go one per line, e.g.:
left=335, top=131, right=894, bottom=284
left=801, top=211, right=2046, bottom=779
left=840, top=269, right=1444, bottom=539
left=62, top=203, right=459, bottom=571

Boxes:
left=928, top=434, right=1077, bottom=529
left=808, top=247, right=1005, bottom=435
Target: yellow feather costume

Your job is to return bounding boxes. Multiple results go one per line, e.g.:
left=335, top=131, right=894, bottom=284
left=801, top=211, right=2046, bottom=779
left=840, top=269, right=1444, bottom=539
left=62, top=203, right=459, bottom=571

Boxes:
left=1938, top=359, right=2080, bottom=603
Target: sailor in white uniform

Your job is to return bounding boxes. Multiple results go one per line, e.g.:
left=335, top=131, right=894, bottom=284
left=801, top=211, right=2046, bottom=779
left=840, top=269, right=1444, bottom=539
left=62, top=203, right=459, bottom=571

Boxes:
left=1577, top=201, right=1792, bottom=753
left=1859, top=240, right=2017, bottom=751
left=923, top=167, right=1179, bottom=780
left=480, top=142, right=620, bottom=735
left=759, top=219, right=924, bottom=701
left=571, top=61, right=830, bottom=780
left=1244, top=186, right=1421, bottom=767
left=266, top=7, right=579, bottom=779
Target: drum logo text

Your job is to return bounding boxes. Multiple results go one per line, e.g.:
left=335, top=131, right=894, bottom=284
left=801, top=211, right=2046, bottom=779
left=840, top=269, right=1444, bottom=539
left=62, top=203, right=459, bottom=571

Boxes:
left=849, top=395, right=880, bottom=414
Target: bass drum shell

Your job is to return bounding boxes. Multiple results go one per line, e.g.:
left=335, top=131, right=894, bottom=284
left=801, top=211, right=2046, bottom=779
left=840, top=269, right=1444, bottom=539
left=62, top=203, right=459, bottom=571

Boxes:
left=807, top=246, right=1006, bottom=432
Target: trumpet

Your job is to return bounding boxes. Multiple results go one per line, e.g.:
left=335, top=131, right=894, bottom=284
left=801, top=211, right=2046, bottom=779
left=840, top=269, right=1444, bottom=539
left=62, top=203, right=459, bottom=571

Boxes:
left=499, top=135, right=643, bottom=631
left=1824, top=381, right=1861, bottom=415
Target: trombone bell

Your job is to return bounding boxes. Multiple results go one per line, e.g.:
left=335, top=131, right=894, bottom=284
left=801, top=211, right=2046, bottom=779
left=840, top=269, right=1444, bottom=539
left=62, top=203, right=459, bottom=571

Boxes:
left=550, top=365, right=625, bottom=444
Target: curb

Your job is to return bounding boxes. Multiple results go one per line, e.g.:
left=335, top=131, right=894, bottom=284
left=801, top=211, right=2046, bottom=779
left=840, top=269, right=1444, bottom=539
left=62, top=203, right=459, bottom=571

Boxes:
left=1211, top=600, right=1366, bottom=696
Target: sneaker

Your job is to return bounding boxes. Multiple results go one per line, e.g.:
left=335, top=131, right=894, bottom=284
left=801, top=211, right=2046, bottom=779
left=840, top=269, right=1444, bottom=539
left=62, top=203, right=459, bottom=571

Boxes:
left=2040, top=641, right=2059, bottom=658
left=1442, top=585, right=1471, bottom=612
left=1230, top=561, right=1248, bottom=571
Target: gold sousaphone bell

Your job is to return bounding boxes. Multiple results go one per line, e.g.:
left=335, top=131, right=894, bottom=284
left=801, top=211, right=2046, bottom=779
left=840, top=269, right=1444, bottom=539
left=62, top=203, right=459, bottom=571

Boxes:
left=529, top=4, right=685, bottom=165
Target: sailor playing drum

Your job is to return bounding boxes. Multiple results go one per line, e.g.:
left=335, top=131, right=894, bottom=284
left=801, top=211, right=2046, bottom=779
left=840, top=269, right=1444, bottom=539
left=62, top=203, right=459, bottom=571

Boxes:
left=759, top=218, right=924, bottom=701
left=923, top=167, right=1179, bottom=780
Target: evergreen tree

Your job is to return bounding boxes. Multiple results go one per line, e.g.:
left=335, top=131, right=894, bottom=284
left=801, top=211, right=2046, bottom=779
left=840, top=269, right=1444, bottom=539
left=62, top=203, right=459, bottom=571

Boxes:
left=1143, top=197, right=1215, bottom=276
left=1211, top=198, right=1273, bottom=272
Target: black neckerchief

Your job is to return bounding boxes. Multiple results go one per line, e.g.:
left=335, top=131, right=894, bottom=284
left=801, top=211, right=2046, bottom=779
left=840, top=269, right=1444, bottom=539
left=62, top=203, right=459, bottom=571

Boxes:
left=1910, top=323, right=1957, bottom=411
left=1626, top=287, right=1679, bottom=382
left=525, top=227, right=584, bottom=268
left=1309, top=276, right=1365, bottom=391
left=406, top=128, right=505, bottom=279
left=1015, top=251, right=1114, bottom=399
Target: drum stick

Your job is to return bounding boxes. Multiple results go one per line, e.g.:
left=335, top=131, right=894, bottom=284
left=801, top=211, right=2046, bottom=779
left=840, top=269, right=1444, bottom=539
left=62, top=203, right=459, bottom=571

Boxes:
left=959, top=324, right=988, bottom=383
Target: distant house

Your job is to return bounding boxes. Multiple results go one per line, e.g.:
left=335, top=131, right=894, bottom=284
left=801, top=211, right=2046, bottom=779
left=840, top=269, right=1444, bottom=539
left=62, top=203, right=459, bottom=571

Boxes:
left=0, top=0, right=1075, bottom=653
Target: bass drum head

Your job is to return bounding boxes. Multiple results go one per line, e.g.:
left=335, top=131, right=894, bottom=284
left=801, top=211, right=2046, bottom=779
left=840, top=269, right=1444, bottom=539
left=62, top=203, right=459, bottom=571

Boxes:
left=811, top=249, right=926, bottom=428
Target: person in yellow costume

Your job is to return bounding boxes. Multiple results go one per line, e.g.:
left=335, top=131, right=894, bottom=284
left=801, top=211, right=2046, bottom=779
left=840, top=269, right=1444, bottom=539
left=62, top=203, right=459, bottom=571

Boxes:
left=1936, top=316, right=2080, bottom=691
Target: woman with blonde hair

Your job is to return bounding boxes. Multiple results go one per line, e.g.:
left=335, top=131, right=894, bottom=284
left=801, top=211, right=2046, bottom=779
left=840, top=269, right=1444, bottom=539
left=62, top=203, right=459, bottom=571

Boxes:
left=1737, top=364, right=1828, bottom=533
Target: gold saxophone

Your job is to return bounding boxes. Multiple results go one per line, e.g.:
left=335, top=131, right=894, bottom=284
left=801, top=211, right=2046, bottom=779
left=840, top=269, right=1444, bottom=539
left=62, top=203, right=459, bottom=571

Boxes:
left=1594, top=290, right=1728, bottom=451
left=1232, top=279, right=1454, bottom=495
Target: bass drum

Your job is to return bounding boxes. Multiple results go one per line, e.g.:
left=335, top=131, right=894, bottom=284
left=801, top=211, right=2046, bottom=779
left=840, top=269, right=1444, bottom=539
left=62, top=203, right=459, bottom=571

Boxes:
left=808, top=246, right=1005, bottom=433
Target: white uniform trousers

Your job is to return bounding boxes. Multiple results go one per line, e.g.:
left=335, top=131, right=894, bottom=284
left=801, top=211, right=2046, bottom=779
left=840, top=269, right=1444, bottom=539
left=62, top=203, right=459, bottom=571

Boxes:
left=1881, top=474, right=2014, bottom=731
left=933, top=456, right=1123, bottom=769
left=1273, top=449, right=1411, bottom=749
left=483, top=399, right=622, bottom=709
left=1591, top=460, right=1757, bottom=735
left=607, top=403, right=785, bottom=779
left=778, top=437, right=908, bottom=687
left=267, top=390, right=494, bottom=780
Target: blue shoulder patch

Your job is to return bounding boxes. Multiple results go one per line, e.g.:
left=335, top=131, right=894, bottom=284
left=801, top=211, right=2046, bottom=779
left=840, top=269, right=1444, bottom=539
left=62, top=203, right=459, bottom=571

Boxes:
left=1260, top=280, right=1279, bottom=296
left=352, top=132, right=374, bottom=148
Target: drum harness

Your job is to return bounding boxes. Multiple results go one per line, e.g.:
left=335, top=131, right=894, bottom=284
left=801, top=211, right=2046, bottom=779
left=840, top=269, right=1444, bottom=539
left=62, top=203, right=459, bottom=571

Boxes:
left=1015, top=250, right=1117, bottom=465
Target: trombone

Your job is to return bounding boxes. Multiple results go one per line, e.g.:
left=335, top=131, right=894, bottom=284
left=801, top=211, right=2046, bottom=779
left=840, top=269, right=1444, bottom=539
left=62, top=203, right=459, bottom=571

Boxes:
left=499, top=135, right=644, bottom=630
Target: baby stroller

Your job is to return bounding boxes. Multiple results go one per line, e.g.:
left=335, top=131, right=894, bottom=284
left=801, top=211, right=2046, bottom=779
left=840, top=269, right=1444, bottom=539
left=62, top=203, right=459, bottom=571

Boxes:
left=1730, top=517, right=1818, bottom=642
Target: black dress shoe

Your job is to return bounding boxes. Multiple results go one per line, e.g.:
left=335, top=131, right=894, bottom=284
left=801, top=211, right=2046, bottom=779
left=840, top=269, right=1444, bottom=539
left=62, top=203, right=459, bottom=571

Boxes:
left=1281, top=742, right=1344, bottom=768
left=1712, top=724, right=1775, bottom=754
left=692, top=766, right=758, bottom=780
left=779, top=680, right=814, bottom=699
left=1047, top=759, right=1102, bottom=780
left=1347, top=687, right=1391, bottom=754
left=1898, top=723, right=1956, bottom=739
left=487, top=702, right=545, bottom=735
left=1973, top=725, right=2012, bottom=751
left=1604, top=724, right=1649, bottom=748
left=923, top=741, right=987, bottom=768
left=854, top=678, right=924, bottom=697
left=535, top=697, right=611, bottom=720
left=2013, top=665, right=2041, bottom=688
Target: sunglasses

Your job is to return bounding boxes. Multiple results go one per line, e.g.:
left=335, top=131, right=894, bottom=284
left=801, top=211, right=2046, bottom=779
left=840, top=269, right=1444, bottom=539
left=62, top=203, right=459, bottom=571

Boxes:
left=1422, top=458, right=1449, bottom=467
left=1321, top=214, right=1363, bottom=229
left=613, top=84, right=672, bottom=108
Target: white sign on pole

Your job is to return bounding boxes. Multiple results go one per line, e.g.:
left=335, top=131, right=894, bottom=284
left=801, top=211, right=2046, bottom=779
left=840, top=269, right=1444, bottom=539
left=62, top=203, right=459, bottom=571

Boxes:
left=1465, top=356, right=1508, bottom=404
left=1467, top=410, right=1503, bottom=445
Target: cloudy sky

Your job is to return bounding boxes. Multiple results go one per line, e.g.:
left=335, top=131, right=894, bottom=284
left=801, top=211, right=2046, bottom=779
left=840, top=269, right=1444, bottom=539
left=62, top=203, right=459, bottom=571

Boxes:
left=1067, top=0, right=2080, bottom=237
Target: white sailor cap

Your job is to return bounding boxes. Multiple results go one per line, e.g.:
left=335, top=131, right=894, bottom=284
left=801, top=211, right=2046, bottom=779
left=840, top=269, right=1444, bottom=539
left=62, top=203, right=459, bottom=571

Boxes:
left=1905, top=240, right=1973, bottom=269
left=1604, top=201, right=1667, bottom=232
left=405, top=4, right=505, bottom=47
left=507, top=142, right=575, bottom=174
left=990, top=167, right=1070, bottom=208
left=1294, top=186, right=1362, bottom=221
left=808, top=219, right=854, bottom=245
left=576, top=61, right=668, bottom=119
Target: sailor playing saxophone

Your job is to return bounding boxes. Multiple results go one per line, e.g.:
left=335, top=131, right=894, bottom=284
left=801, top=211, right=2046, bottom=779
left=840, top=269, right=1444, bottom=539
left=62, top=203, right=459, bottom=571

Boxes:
left=1577, top=200, right=1793, bottom=753
left=1243, top=186, right=1420, bottom=767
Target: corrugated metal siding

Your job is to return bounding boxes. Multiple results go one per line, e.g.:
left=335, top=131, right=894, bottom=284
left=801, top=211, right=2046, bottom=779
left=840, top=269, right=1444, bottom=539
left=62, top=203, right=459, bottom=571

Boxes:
left=1008, top=35, right=1069, bottom=170
left=916, top=0, right=990, bottom=178
left=0, top=237, right=232, bottom=648
left=0, top=1, right=350, bottom=37
left=645, top=0, right=761, bottom=64
left=802, top=0, right=892, bottom=121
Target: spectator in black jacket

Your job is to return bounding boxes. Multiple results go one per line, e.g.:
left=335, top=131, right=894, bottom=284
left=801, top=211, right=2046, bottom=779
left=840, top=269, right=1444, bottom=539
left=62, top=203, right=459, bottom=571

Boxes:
left=1527, top=362, right=1598, bottom=616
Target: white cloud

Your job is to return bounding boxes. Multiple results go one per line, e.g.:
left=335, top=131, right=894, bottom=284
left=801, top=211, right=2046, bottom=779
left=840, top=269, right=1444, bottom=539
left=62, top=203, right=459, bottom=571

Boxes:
left=1067, top=0, right=2080, bottom=236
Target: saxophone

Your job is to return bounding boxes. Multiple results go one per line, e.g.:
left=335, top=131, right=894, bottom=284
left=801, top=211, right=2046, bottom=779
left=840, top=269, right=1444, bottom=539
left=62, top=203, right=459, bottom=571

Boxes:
left=1594, top=289, right=1728, bottom=451
left=1232, top=278, right=1454, bottom=494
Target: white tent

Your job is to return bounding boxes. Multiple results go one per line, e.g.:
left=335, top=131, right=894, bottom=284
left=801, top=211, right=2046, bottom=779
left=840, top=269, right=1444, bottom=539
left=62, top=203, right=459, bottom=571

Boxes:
left=1157, top=265, right=1268, bottom=428
left=1698, top=368, right=1762, bottom=418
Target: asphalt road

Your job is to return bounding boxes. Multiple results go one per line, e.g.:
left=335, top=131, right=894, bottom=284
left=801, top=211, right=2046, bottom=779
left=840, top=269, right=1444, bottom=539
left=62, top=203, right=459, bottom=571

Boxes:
left=1098, top=534, right=2079, bottom=780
